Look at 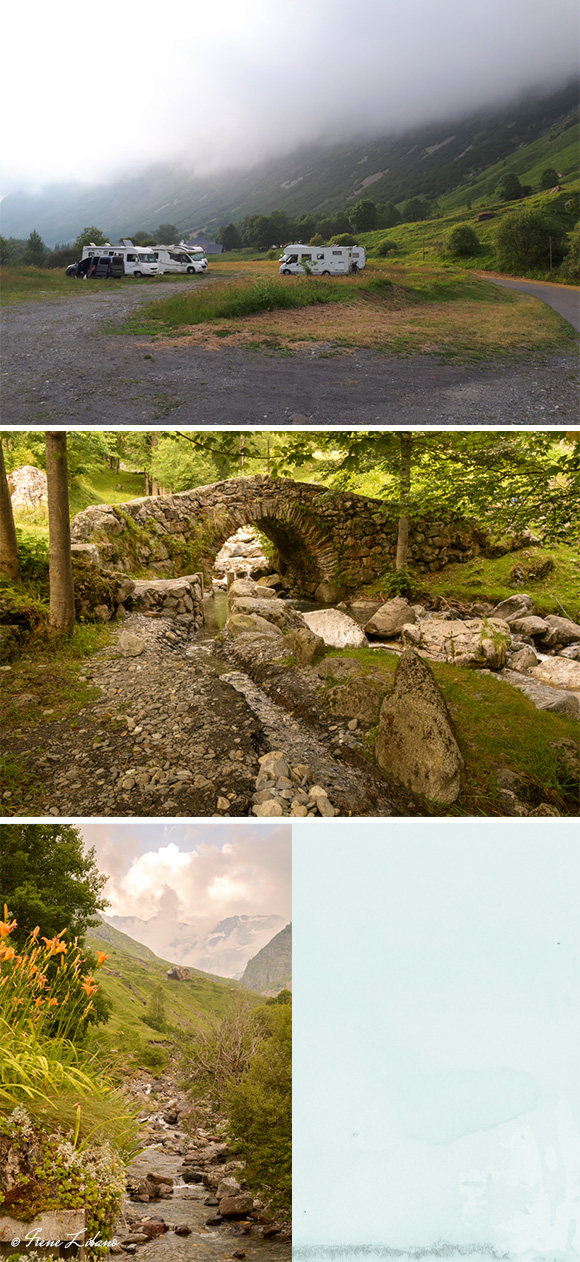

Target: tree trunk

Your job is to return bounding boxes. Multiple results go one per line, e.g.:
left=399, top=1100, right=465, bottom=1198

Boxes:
left=395, top=432, right=413, bottom=571
left=0, top=439, right=21, bottom=580
left=45, top=432, right=75, bottom=634
left=144, top=470, right=150, bottom=495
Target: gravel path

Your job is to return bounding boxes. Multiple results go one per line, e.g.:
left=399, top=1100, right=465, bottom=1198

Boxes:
left=1, top=279, right=577, bottom=424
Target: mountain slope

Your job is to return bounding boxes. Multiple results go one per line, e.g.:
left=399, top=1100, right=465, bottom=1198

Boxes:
left=86, top=917, right=259, bottom=1048
left=1, top=80, right=577, bottom=245
left=104, top=911, right=286, bottom=979
left=241, top=924, right=292, bottom=996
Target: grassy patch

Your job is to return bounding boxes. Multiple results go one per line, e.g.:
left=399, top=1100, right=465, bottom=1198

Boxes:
left=115, top=263, right=574, bottom=358
left=0, top=265, right=231, bottom=305
left=328, top=647, right=579, bottom=815
left=419, top=545, right=580, bottom=621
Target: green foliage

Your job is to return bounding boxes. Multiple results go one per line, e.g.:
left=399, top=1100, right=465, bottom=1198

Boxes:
left=379, top=568, right=420, bottom=599
left=218, top=222, right=243, bottom=250
left=330, top=232, right=355, bottom=246
left=402, top=197, right=433, bottom=222
left=560, top=222, right=580, bottom=281
left=375, top=237, right=396, bottom=256
left=0, top=1106, right=132, bottom=1251
left=446, top=223, right=480, bottom=257
left=141, top=985, right=167, bottom=1032
left=23, top=231, right=46, bottom=267
left=540, top=167, right=559, bottom=190
left=0, top=823, right=108, bottom=948
left=494, top=209, right=566, bottom=272
left=14, top=529, right=49, bottom=585
left=497, top=172, right=524, bottom=201
left=226, top=1003, right=291, bottom=1216
left=178, top=1000, right=267, bottom=1105
left=309, top=233, right=324, bottom=246
left=73, top=226, right=107, bottom=251
left=156, top=222, right=180, bottom=243
left=349, top=199, right=378, bottom=232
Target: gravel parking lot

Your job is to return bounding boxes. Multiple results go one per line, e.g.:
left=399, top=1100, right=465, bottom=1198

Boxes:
left=2, top=279, right=578, bottom=424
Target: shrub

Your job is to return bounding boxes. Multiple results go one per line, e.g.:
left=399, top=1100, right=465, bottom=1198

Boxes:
left=376, top=238, right=396, bottom=256
left=494, top=210, right=566, bottom=273
left=178, top=1001, right=265, bottom=1105
left=14, top=529, right=49, bottom=585
left=226, top=1003, right=291, bottom=1216
left=329, top=233, right=355, bottom=246
left=446, top=224, right=480, bottom=257
left=560, top=223, right=580, bottom=281
left=540, top=167, right=559, bottom=190
left=380, top=568, right=421, bottom=600
left=497, top=173, right=524, bottom=201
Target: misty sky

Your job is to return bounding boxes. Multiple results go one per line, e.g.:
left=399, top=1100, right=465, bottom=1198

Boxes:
left=80, top=820, right=291, bottom=931
left=1, top=0, right=578, bottom=193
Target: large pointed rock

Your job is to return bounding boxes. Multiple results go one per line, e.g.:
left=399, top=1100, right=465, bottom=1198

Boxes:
left=375, top=649, right=464, bottom=804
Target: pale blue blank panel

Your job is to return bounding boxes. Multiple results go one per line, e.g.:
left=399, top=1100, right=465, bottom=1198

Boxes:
left=293, top=819, right=580, bottom=1262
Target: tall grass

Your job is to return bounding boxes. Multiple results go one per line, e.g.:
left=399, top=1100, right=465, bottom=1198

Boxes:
left=132, top=272, right=395, bottom=330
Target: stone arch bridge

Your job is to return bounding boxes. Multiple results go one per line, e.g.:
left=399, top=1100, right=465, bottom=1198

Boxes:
left=70, top=475, right=484, bottom=597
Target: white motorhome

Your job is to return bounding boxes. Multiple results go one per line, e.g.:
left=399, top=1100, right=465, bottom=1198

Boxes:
left=81, top=241, right=158, bottom=277
left=351, top=246, right=366, bottom=270
left=279, top=244, right=353, bottom=275
left=154, top=245, right=208, bottom=274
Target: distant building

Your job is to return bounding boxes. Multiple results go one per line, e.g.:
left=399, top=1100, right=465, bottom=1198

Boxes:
left=184, top=231, right=223, bottom=255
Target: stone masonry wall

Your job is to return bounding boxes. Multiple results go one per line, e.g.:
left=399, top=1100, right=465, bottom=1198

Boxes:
left=70, top=476, right=487, bottom=596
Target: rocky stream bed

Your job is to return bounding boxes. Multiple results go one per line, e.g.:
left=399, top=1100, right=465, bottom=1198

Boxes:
left=108, top=1083, right=290, bottom=1262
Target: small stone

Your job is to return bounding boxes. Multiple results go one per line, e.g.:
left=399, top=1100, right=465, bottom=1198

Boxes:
left=252, top=800, right=284, bottom=817
left=217, top=796, right=230, bottom=810
left=348, top=718, right=358, bottom=731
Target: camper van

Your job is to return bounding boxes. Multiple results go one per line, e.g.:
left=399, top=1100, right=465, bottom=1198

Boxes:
left=153, top=246, right=208, bottom=275
left=351, top=246, right=366, bottom=270
left=81, top=241, right=158, bottom=277
left=279, top=244, right=353, bottom=276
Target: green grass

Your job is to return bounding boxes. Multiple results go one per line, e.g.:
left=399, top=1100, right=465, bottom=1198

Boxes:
left=418, top=545, right=580, bottom=621
left=115, top=272, right=397, bottom=335
left=0, top=265, right=231, bottom=305
left=324, top=646, right=579, bottom=815
left=85, top=919, right=261, bottom=1064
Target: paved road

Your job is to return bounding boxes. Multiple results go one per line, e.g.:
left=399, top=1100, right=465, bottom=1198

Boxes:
left=483, top=274, right=580, bottom=332
left=1, top=279, right=578, bottom=425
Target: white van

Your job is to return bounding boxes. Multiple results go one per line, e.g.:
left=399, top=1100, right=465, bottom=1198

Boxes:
left=279, top=244, right=353, bottom=276
left=81, top=242, right=158, bottom=277
left=153, top=246, right=208, bottom=275
left=351, top=246, right=366, bottom=271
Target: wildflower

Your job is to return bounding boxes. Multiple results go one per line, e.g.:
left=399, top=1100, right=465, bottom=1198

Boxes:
left=81, top=980, right=96, bottom=996
left=30, top=926, right=40, bottom=939
left=0, top=946, right=16, bottom=962
left=0, top=907, right=17, bottom=937
left=34, top=997, right=44, bottom=1008
left=95, top=952, right=110, bottom=968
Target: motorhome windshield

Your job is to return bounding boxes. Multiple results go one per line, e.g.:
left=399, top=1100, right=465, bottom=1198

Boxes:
left=138, top=253, right=156, bottom=262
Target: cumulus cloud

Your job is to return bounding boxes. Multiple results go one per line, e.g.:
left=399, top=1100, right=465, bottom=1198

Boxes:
left=80, top=820, right=291, bottom=929
left=1, top=0, right=578, bottom=190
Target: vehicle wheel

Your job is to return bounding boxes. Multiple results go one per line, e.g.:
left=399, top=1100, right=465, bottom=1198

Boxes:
left=187, top=266, right=195, bottom=274
left=282, top=268, right=292, bottom=275
left=134, top=270, right=142, bottom=278
left=322, top=270, right=330, bottom=275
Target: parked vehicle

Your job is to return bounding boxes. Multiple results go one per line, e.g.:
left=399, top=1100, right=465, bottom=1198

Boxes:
left=153, top=245, right=208, bottom=274
left=351, top=246, right=366, bottom=270
left=81, top=241, right=159, bottom=277
left=66, top=254, right=125, bottom=279
left=279, top=244, right=353, bottom=275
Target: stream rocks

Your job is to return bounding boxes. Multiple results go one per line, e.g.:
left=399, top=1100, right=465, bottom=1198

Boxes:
left=375, top=650, right=465, bottom=804
left=402, top=616, right=510, bottom=669
left=302, top=608, right=368, bottom=648
left=364, top=596, right=418, bottom=636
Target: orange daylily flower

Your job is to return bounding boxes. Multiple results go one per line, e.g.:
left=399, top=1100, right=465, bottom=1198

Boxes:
left=30, top=926, right=40, bottom=940
left=34, top=997, right=44, bottom=1008
left=95, top=953, right=110, bottom=967
left=81, top=981, right=97, bottom=996
left=1, top=947, right=16, bottom=962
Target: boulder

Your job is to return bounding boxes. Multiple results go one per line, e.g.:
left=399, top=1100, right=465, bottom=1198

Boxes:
left=257, top=574, right=285, bottom=589
left=8, top=464, right=47, bottom=510
left=510, top=616, right=549, bottom=637
left=314, top=580, right=344, bottom=604
left=490, top=593, right=533, bottom=623
left=218, top=1193, right=254, bottom=1218
left=542, top=614, right=580, bottom=645
left=327, top=675, right=389, bottom=726
left=229, top=597, right=300, bottom=631
left=166, top=966, right=190, bottom=980
left=285, top=624, right=326, bottom=666
left=229, top=578, right=277, bottom=599
left=70, top=542, right=102, bottom=566
left=402, top=617, right=510, bottom=670
left=117, top=631, right=145, bottom=657
left=217, top=1178, right=242, bottom=1200
left=508, top=646, right=538, bottom=673
left=375, top=650, right=465, bottom=804
left=227, top=613, right=283, bottom=638
left=303, top=609, right=368, bottom=649
left=529, top=658, right=580, bottom=691
left=560, top=644, right=580, bottom=661
left=365, top=597, right=417, bottom=637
